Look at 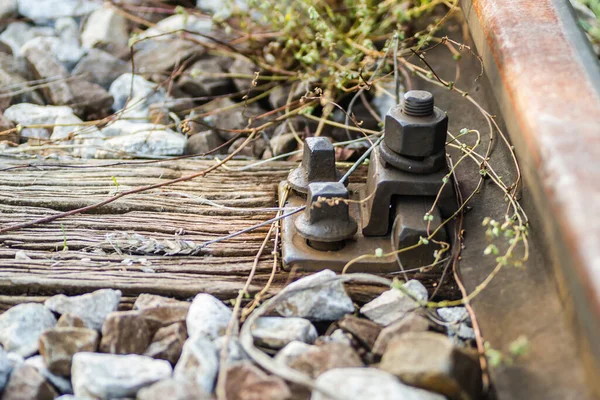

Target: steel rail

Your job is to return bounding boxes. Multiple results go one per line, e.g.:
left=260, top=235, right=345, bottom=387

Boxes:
left=460, top=0, right=600, bottom=390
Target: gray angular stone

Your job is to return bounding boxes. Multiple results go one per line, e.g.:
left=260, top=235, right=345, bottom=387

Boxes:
left=437, top=307, right=469, bottom=324
left=186, top=293, right=232, bottom=340
left=274, top=341, right=315, bottom=366
left=0, top=364, right=58, bottom=400
left=81, top=7, right=129, bottom=52
left=133, top=39, right=203, bottom=75
left=4, top=104, right=74, bottom=140
left=72, top=352, right=172, bottom=400
left=360, top=280, right=427, bottom=326
left=0, top=348, right=13, bottom=393
left=224, top=361, right=291, bottom=400
left=251, top=317, right=317, bottom=350
left=229, top=57, right=258, bottom=93
left=0, top=303, right=57, bottom=357
left=186, top=130, right=225, bottom=155
left=311, top=368, right=446, bottom=400
left=72, top=49, right=130, bottom=89
left=24, top=355, right=73, bottom=395
left=213, top=336, right=249, bottom=363
left=0, top=53, right=45, bottom=108
left=269, top=132, right=298, bottom=156
left=379, top=332, right=482, bottom=400
left=39, top=327, right=99, bottom=377
left=44, top=289, right=121, bottom=331
left=178, top=57, right=232, bottom=97
left=16, top=0, right=100, bottom=23
left=174, top=335, right=219, bottom=394
left=372, top=313, right=431, bottom=355
left=137, top=378, right=212, bottom=400
left=275, top=270, right=354, bottom=321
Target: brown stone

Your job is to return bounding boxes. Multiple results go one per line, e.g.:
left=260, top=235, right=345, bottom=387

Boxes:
left=133, top=39, right=203, bottom=75
left=23, top=46, right=113, bottom=118
left=372, top=313, right=431, bottom=355
left=289, top=342, right=363, bottom=378
left=0, top=112, right=17, bottom=144
left=137, top=377, right=213, bottom=400
left=143, top=322, right=187, bottom=365
left=379, top=332, right=482, bottom=400
left=39, top=327, right=99, bottom=377
left=337, top=315, right=383, bottom=350
left=56, top=313, right=87, bottom=328
left=139, top=305, right=189, bottom=328
left=133, top=294, right=191, bottom=311
left=0, top=365, right=57, bottom=400
left=100, top=310, right=155, bottom=355
left=225, top=361, right=291, bottom=400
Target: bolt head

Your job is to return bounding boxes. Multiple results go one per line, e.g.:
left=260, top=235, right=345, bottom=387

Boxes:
left=384, top=103, right=448, bottom=158
left=303, top=137, right=337, bottom=182
left=287, top=137, right=340, bottom=193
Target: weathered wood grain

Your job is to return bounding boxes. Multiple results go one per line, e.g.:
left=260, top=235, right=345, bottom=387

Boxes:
left=0, top=159, right=450, bottom=306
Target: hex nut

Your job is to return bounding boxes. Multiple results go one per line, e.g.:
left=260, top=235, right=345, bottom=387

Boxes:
left=384, top=103, right=448, bottom=158
left=295, top=182, right=357, bottom=243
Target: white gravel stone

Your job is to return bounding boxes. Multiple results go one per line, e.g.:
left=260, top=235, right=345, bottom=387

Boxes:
left=99, top=127, right=186, bottom=158
left=109, top=73, right=166, bottom=111
left=197, top=0, right=247, bottom=20
left=186, top=293, right=232, bottom=340
left=21, top=36, right=84, bottom=70
left=139, top=14, right=213, bottom=41
left=4, top=103, right=74, bottom=139
left=0, top=348, right=13, bottom=393
left=44, top=289, right=121, bottom=331
left=251, top=317, right=317, bottom=350
left=360, top=280, right=427, bottom=326
left=0, top=21, right=54, bottom=56
left=0, top=0, right=17, bottom=20
left=81, top=6, right=129, bottom=50
left=16, top=0, right=100, bottom=23
left=274, top=340, right=315, bottom=366
left=174, top=335, right=219, bottom=394
left=0, top=303, right=57, bottom=357
left=275, top=269, right=355, bottom=321
left=437, top=307, right=469, bottom=323
left=72, top=352, right=172, bottom=399
left=24, top=355, right=73, bottom=394
left=311, top=368, right=446, bottom=400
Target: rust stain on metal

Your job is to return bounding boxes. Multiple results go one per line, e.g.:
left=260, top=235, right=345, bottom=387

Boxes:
left=469, top=0, right=600, bottom=345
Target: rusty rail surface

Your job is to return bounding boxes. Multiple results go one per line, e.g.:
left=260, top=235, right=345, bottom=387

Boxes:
left=461, top=0, right=600, bottom=388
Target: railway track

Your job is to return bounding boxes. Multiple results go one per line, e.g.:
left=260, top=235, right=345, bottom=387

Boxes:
left=0, top=0, right=599, bottom=399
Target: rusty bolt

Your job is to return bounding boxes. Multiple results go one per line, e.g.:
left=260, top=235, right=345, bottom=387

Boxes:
left=295, top=182, right=357, bottom=251
left=287, top=137, right=341, bottom=194
left=384, top=90, right=448, bottom=158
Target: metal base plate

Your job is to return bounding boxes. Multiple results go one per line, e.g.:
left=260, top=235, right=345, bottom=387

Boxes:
left=280, top=181, right=408, bottom=273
